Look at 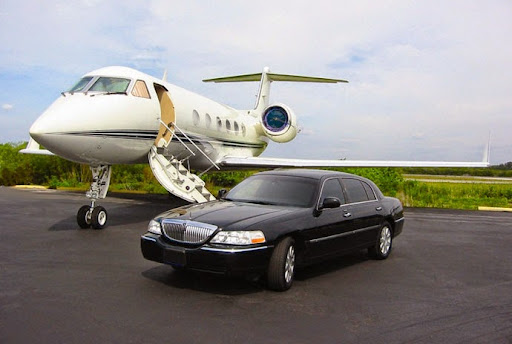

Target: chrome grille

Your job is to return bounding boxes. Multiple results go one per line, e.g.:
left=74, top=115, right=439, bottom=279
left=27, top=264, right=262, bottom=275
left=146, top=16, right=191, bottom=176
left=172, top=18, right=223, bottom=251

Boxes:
left=162, top=219, right=217, bottom=244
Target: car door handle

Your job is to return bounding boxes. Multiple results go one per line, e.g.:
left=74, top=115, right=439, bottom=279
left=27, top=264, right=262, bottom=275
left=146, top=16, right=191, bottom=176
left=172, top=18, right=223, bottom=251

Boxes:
left=376, top=206, right=383, bottom=211
left=343, top=212, right=352, bottom=218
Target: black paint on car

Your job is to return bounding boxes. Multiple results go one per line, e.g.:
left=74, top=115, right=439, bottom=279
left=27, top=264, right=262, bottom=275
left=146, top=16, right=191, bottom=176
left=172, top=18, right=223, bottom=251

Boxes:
left=140, top=169, right=404, bottom=291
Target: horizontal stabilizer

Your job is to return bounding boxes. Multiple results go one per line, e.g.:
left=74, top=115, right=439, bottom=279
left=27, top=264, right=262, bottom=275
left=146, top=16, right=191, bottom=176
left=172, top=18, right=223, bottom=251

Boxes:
left=219, top=156, right=490, bottom=169
left=203, top=73, right=348, bottom=84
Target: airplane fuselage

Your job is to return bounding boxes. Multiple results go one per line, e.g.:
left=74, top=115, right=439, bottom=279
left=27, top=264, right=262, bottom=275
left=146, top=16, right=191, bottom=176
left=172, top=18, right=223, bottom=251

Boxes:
left=30, top=66, right=268, bottom=170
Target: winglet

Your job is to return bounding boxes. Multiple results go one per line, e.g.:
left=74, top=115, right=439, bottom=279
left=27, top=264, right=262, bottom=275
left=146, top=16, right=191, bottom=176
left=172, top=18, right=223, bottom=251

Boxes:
left=483, top=132, right=491, bottom=164
left=162, top=69, right=168, bottom=82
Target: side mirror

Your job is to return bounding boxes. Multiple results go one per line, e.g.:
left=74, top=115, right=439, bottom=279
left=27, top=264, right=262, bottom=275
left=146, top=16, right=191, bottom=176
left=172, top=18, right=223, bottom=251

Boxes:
left=321, top=197, right=341, bottom=209
left=217, top=189, right=228, bottom=199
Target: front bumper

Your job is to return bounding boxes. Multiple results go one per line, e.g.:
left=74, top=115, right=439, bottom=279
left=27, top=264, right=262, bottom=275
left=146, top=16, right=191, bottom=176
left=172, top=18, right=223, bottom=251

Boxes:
left=141, top=233, right=274, bottom=276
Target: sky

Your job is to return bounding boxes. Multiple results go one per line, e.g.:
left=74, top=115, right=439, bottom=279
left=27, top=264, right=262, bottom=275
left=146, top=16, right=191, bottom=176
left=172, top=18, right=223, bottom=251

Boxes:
left=1, top=0, right=511, bottom=164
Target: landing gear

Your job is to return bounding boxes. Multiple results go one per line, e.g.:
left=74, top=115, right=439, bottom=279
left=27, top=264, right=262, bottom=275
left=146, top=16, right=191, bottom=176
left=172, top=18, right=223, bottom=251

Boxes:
left=77, top=203, right=108, bottom=230
left=77, top=165, right=111, bottom=230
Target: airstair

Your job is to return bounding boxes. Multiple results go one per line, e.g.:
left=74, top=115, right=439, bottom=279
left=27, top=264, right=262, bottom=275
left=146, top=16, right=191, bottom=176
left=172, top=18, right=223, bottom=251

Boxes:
left=148, top=121, right=217, bottom=203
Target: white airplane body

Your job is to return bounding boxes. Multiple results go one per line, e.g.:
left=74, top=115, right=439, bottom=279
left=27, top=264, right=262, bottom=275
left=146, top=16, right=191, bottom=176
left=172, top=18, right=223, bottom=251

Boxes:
left=22, top=66, right=489, bottom=229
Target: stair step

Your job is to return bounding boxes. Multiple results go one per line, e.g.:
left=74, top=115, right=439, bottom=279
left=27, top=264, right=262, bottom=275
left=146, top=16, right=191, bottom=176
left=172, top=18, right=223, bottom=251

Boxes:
left=148, top=146, right=215, bottom=204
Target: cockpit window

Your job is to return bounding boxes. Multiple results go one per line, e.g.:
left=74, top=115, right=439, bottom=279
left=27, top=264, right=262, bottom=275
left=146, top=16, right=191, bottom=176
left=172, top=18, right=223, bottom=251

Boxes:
left=89, top=77, right=131, bottom=93
left=131, top=80, right=150, bottom=99
left=68, top=77, right=93, bottom=93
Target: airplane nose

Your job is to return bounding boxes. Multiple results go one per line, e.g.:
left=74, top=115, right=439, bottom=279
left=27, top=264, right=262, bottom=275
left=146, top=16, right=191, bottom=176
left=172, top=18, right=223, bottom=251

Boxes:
left=29, top=110, right=54, bottom=147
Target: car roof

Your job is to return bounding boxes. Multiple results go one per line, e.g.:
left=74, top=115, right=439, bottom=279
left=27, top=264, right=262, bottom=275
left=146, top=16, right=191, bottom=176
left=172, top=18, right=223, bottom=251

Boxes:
left=255, top=168, right=356, bottom=180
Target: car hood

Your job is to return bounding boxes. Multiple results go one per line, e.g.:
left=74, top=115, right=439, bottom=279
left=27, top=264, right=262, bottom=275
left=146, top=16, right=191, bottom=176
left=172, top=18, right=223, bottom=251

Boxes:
left=156, top=200, right=300, bottom=230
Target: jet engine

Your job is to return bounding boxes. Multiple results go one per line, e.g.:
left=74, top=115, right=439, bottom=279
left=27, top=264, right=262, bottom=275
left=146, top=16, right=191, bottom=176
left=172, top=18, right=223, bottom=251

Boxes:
left=260, top=104, right=298, bottom=143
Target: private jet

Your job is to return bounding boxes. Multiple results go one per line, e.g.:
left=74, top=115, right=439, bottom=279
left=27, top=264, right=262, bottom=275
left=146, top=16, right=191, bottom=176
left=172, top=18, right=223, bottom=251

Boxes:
left=21, top=66, right=489, bottom=229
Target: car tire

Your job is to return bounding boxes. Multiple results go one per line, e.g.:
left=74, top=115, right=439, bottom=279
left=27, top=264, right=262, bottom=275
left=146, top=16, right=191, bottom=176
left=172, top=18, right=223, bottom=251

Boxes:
left=77, top=205, right=91, bottom=229
left=267, top=237, right=295, bottom=291
left=91, top=206, right=108, bottom=230
left=369, top=222, right=392, bottom=260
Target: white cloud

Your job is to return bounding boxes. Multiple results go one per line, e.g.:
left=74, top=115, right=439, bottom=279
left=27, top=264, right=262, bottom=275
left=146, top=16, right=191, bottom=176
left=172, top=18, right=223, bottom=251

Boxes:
left=0, top=0, right=511, bottom=163
left=2, top=104, right=13, bottom=111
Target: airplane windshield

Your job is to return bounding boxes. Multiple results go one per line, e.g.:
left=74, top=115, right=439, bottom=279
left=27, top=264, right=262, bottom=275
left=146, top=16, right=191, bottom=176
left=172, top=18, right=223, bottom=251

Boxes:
left=68, top=77, right=93, bottom=92
left=89, top=77, right=131, bottom=93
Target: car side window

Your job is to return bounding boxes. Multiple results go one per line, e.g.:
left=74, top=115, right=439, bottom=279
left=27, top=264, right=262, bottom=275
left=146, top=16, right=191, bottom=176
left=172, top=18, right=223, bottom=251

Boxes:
left=319, top=178, right=346, bottom=205
left=342, top=178, right=369, bottom=203
left=362, top=181, right=377, bottom=200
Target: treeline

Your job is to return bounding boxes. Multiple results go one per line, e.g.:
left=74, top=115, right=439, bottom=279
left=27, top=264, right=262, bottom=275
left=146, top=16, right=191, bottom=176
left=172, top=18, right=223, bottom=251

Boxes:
left=1, top=142, right=511, bottom=201
left=0, top=142, right=405, bottom=194
left=0, top=142, right=162, bottom=192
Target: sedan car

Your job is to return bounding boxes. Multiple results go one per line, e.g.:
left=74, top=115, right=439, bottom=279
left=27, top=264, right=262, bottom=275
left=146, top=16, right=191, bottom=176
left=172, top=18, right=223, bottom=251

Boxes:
left=141, top=169, right=404, bottom=291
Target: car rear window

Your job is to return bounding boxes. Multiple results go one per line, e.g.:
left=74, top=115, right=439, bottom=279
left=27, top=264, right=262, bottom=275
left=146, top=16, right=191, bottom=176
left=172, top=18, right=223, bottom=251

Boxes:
left=342, top=178, right=369, bottom=203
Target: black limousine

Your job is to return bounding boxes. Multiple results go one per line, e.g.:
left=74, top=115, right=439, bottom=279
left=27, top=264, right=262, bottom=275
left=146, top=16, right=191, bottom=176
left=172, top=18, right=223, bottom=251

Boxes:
left=141, top=169, right=404, bottom=291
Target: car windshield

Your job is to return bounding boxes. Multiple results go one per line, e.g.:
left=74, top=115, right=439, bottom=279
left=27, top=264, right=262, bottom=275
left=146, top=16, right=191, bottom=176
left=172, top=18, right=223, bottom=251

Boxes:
left=225, top=174, right=317, bottom=207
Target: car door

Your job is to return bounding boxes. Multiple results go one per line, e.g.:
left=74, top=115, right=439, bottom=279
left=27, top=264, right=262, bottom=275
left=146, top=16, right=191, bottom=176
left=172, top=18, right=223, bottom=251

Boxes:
left=304, top=177, right=357, bottom=259
left=341, top=178, right=384, bottom=248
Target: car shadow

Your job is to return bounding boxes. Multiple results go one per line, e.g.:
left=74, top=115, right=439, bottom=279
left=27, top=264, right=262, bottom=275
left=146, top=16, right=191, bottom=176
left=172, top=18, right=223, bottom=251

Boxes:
left=141, top=265, right=265, bottom=296
left=141, top=251, right=371, bottom=295
left=295, top=251, right=370, bottom=281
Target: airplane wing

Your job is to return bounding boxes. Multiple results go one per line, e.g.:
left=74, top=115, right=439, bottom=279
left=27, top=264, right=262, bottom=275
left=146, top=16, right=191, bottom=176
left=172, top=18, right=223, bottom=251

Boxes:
left=219, top=156, right=490, bottom=168
left=220, top=135, right=491, bottom=168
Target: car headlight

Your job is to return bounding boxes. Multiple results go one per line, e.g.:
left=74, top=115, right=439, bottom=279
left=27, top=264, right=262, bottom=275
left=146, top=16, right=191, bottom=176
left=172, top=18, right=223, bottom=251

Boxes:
left=148, top=219, right=162, bottom=235
left=210, top=230, right=266, bottom=245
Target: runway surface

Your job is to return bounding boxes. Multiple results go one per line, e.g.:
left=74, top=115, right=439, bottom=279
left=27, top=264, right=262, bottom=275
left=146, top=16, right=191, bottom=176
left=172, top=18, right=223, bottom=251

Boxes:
left=1, top=187, right=511, bottom=343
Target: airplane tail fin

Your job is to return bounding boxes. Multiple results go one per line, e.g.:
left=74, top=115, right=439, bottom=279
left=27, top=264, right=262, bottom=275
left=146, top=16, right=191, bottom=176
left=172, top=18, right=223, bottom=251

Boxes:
left=203, top=67, right=347, bottom=112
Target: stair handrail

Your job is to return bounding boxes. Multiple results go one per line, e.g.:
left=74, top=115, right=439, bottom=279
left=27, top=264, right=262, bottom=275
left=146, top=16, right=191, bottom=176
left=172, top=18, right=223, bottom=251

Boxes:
left=160, top=120, right=220, bottom=170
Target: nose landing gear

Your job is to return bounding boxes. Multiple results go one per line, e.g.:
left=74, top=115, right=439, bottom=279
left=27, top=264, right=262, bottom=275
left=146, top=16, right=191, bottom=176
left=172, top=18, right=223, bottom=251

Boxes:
left=77, top=165, right=111, bottom=229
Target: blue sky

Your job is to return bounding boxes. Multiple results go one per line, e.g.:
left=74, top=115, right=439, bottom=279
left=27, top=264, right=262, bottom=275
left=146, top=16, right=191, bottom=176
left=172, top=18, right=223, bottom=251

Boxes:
left=1, top=0, right=511, bottom=164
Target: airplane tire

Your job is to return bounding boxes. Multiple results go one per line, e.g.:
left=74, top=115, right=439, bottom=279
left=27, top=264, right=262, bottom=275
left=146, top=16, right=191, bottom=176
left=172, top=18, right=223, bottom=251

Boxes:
left=77, top=205, right=91, bottom=229
left=91, top=206, right=108, bottom=230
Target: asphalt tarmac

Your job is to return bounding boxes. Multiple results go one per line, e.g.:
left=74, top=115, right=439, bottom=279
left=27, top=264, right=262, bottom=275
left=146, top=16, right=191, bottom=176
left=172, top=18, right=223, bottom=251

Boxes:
left=1, top=187, right=511, bottom=343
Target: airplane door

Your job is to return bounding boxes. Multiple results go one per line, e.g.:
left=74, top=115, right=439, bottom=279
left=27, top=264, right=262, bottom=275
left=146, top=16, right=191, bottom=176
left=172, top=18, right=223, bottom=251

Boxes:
left=154, top=84, right=175, bottom=147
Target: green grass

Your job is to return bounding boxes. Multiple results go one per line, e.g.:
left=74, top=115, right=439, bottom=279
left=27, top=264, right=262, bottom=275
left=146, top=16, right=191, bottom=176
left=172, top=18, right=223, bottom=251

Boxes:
left=398, top=180, right=512, bottom=209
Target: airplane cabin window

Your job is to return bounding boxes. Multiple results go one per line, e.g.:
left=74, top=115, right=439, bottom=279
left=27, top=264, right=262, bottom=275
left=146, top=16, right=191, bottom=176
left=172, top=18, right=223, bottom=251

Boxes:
left=193, top=110, right=200, bottom=126
left=216, top=117, right=222, bottom=130
left=68, top=77, right=93, bottom=93
left=131, top=80, right=150, bottom=98
left=89, top=77, right=131, bottom=93
left=234, top=121, right=240, bottom=134
left=226, top=120, right=231, bottom=131
left=205, top=114, right=212, bottom=128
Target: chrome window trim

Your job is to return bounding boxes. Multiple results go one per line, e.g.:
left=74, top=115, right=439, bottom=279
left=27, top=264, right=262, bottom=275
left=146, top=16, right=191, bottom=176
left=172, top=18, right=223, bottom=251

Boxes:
left=361, top=180, right=378, bottom=200
left=316, top=176, right=345, bottom=210
left=340, top=199, right=380, bottom=207
left=316, top=177, right=382, bottom=211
